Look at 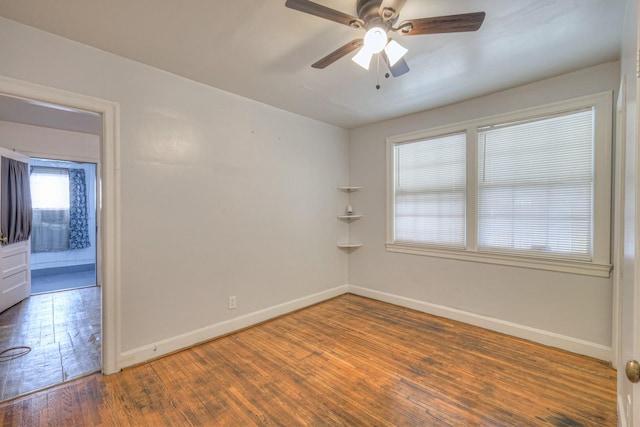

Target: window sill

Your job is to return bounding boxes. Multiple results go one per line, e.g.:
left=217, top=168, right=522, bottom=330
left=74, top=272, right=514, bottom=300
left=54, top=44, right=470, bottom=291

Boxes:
left=385, top=243, right=612, bottom=278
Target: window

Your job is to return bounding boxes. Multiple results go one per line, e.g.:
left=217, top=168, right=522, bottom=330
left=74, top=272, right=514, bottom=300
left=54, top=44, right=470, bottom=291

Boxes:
left=386, top=92, right=612, bottom=277
left=30, top=167, right=70, bottom=252
left=31, top=167, right=70, bottom=210
left=477, top=110, right=594, bottom=261
left=393, top=132, right=466, bottom=248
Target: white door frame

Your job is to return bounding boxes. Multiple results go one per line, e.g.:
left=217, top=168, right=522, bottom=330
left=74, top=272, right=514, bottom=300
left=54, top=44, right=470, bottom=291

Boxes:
left=0, top=75, right=120, bottom=374
left=613, top=78, right=627, bottom=370
left=632, top=67, right=640, bottom=426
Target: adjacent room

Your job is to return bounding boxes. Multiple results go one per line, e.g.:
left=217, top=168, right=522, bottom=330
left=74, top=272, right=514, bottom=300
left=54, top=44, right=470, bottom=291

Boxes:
left=0, top=0, right=637, bottom=425
left=0, top=98, right=102, bottom=401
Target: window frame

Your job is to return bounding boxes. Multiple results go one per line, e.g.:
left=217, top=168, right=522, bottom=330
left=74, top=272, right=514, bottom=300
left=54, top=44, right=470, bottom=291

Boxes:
left=386, top=92, right=613, bottom=277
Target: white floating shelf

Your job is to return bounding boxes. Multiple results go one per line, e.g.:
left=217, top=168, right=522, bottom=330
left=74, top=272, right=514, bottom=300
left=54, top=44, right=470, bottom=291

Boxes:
left=337, top=214, right=362, bottom=220
left=337, top=187, right=362, bottom=250
left=337, top=243, right=362, bottom=249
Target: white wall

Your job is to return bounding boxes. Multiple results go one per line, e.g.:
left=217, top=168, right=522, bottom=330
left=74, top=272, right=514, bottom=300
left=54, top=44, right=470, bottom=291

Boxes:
left=0, top=17, right=350, bottom=361
left=0, top=120, right=100, bottom=160
left=349, top=62, right=620, bottom=359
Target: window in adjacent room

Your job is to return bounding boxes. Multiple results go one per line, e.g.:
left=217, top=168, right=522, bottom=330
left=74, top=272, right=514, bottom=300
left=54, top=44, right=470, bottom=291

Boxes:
left=30, top=167, right=70, bottom=252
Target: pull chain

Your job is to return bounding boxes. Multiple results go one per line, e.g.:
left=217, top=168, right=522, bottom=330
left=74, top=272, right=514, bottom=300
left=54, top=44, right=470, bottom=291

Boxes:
left=374, top=55, right=390, bottom=90
left=376, top=55, right=381, bottom=90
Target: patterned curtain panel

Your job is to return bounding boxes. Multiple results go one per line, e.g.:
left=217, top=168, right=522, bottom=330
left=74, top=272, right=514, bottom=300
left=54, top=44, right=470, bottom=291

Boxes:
left=69, top=168, right=91, bottom=250
left=1, top=157, right=33, bottom=245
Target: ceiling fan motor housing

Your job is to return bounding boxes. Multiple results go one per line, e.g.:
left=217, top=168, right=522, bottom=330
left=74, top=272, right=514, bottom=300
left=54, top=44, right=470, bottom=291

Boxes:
left=357, top=0, right=398, bottom=30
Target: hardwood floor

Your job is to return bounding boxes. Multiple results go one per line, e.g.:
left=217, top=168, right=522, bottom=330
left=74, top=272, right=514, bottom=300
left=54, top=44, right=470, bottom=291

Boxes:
left=0, top=294, right=616, bottom=426
left=0, top=287, right=101, bottom=401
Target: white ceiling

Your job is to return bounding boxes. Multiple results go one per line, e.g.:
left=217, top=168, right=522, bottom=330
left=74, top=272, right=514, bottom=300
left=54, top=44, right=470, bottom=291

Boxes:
left=0, top=0, right=627, bottom=129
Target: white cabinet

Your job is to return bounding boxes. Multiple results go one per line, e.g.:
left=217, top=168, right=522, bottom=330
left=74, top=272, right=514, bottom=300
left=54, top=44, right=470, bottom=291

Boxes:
left=337, top=186, right=362, bottom=249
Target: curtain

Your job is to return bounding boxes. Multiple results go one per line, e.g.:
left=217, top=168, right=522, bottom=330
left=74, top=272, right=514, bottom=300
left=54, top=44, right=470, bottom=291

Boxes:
left=68, top=168, right=90, bottom=249
left=1, top=157, right=33, bottom=245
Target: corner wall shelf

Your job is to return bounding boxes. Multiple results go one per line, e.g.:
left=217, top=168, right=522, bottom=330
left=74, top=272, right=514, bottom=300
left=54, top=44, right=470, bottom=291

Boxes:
left=337, top=243, right=362, bottom=249
left=337, top=186, right=363, bottom=250
left=337, top=214, right=362, bottom=220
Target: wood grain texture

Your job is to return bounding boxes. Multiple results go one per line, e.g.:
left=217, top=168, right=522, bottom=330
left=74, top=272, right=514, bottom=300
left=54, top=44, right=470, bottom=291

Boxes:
left=312, top=39, right=364, bottom=69
left=0, top=287, right=101, bottom=401
left=0, top=294, right=616, bottom=426
left=284, top=0, right=361, bottom=27
left=398, top=12, right=486, bottom=35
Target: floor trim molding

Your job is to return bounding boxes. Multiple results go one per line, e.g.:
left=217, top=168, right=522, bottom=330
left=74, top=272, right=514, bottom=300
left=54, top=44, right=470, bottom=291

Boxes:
left=118, top=285, right=349, bottom=369
left=618, top=394, right=628, bottom=427
left=347, top=285, right=613, bottom=362
left=119, top=283, right=613, bottom=369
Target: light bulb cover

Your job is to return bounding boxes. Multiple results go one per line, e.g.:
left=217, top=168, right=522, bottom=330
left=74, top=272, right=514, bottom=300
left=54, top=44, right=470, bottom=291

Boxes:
left=384, top=40, right=408, bottom=66
left=363, top=27, right=387, bottom=53
left=352, top=47, right=374, bottom=70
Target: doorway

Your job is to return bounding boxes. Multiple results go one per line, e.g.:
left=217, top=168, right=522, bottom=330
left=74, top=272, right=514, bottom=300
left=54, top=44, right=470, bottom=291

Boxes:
left=0, top=75, right=119, bottom=378
left=0, top=94, right=106, bottom=401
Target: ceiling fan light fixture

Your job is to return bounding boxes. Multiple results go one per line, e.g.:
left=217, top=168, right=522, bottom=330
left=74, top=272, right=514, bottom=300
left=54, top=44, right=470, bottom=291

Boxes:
left=285, top=0, right=486, bottom=76
left=384, top=40, right=408, bottom=66
left=363, top=27, right=387, bottom=53
left=352, top=26, right=391, bottom=70
left=352, top=47, right=374, bottom=70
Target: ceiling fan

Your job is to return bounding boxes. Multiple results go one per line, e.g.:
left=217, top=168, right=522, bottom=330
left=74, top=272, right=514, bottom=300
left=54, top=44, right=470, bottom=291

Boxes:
left=285, top=0, right=485, bottom=77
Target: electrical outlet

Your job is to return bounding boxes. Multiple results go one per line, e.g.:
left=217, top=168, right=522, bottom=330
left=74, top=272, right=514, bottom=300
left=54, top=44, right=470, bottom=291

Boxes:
left=228, top=296, right=237, bottom=310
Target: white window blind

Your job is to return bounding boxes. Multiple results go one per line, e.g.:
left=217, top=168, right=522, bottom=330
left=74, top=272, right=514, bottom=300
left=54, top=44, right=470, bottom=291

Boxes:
left=477, top=109, right=594, bottom=261
left=394, top=132, right=466, bottom=248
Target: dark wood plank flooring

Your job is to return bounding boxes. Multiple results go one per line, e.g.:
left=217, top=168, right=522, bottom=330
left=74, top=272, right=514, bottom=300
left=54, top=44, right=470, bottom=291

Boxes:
left=0, top=294, right=616, bottom=426
left=0, top=287, right=101, bottom=401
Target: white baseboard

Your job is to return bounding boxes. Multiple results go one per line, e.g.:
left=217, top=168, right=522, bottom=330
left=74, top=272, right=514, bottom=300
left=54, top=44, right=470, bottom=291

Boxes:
left=347, top=285, right=614, bottom=362
left=117, top=284, right=349, bottom=369
left=117, top=283, right=613, bottom=370
left=618, top=394, right=628, bottom=427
